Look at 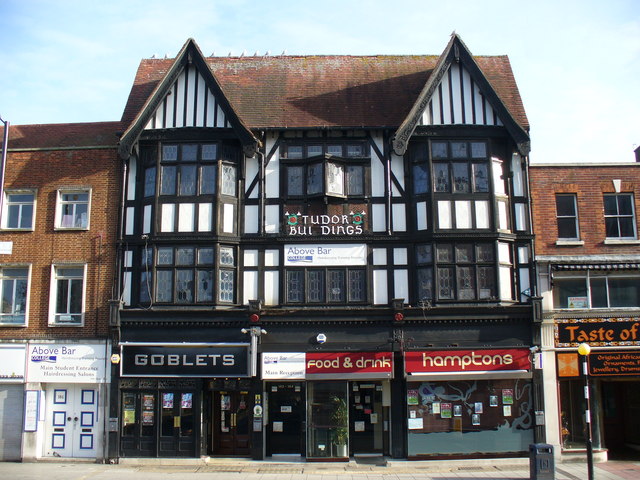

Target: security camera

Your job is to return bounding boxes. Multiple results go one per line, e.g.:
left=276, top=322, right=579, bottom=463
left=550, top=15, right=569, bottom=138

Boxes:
left=529, top=346, right=540, bottom=353
left=316, top=333, right=327, bottom=344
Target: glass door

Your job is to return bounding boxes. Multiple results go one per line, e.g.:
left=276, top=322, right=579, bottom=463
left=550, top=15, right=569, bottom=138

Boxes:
left=349, top=381, right=384, bottom=455
left=307, top=381, right=348, bottom=459
left=212, top=391, right=251, bottom=456
left=159, top=391, right=196, bottom=457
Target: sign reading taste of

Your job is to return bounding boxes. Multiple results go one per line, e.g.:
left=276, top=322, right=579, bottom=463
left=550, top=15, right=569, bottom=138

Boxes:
left=285, top=211, right=366, bottom=236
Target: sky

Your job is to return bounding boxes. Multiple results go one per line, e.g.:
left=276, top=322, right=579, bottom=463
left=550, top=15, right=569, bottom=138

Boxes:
left=0, top=0, right=638, bottom=164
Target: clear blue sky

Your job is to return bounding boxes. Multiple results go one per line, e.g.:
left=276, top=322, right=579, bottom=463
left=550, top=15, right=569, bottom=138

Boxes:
left=0, top=0, right=638, bottom=163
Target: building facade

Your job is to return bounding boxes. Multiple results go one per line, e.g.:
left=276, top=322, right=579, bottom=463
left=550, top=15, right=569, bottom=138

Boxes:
left=531, top=161, right=640, bottom=462
left=109, top=35, right=540, bottom=461
left=0, top=123, right=120, bottom=461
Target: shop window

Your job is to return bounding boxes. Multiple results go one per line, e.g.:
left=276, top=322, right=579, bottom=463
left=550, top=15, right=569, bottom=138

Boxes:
left=307, top=381, right=348, bottom=458
left=604, top=193, right=636, bottom=239
left=415, top=242, right=496, bottom=303
left=50, top=265, right=85, bottom=326
left=0, top=266, right=29, bottom=325
left=553, top=273, right=640, bottom=309
left=285, top=268, right=366, bottom=305
left=406, top=379, right=533, bottom=456
left=2, top=190, right=36, bottom=230
left=556, top=194, right=579, bottom=240
left=55, top=189, right=90, bottom=230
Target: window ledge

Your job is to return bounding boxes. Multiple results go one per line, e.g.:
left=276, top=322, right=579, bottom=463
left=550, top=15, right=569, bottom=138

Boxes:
left=0, top=323, right=27, bottom=327
left=604, top=239, right=640, bottom=245
left=556, top=240, right=584, bottom=246
left=49, top=323, right=84, bottom=327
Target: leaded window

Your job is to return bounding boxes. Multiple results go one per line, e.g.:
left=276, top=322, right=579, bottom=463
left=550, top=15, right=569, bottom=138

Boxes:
left=285, top=267, right=367, bottom=304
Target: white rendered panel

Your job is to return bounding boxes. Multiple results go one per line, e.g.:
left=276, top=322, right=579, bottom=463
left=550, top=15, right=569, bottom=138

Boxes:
left=244, top=205, right=259, bottom=234
left=371, top=147, right=385, bottom=197
left=455, top=200, right=471, bottom=229
left=125, top=207, right=135, bottom=235
left=161, top=204, right=175, bottom=232
left=143, top=205, right=152, bottom=234
left=122, top=272, right=132, bottom=306
left=265, top=205, right=280, bottom=234
left=498, top=199, right=509, bottom=231
left=416, top=201, right=428, bottom=230
left=475, top=200, right=489, bottom=229
left=206, top=90, right=216, bottom=127
left=450, top=64, right=463, bottom=124
left=244, top=250, right=259, bottom=267
left=373, top=269, right=388, bottom=305
left=243, top=271, right=258, bottom=305
left=431, top=85, right=442, bottom=124
left=174, top=74, right=185, bottom=128
left=372, top=248, right=386, bottom=265
left=124, top=250, right=133, bottom=268
left=196, top=71, right=207, bottom=126
left=462, top=66, right=474, bottom=124
left=185, top=67, right=196, bottom=127
left=265, top=145, right=279, bottom=199
left=223, top=203, right=234, bottom=233
left=438, top=200, right=451, bottom=229
left=440, top=73, right=452, bottom=124
left=393, top=248, right=408, bottom=265
left=392, top=203, right=406, bottom=232
left=265, top=249, right=279, bottom=266
left=512, top=153, right=524, bottom=196
left=198, top=203, right=212, bottom=232
left=372, top=203, right=386, bottom=232
left=394, top=269, right=409, bottom=302
left=164, top=92, right=174, bottom=128
left=245, top=157, right=260, bottom=198
left=127, top=157, right=137, bottom=200
left=216, top=105, right=226, bottom=128
left=498, top=242, right=511, bottom=263
left=391, top=154, right=404, bottom=195
left=264, top=271, right=279, bottom=305
left=500, top=266, right=513, bottom=300
left=154, top=99, right=164, bottom=128
left=178, top=203, right=195, bottom=232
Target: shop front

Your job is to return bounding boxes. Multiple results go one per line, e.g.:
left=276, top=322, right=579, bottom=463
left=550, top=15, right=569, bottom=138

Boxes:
left=0, top=344, right=26, bottom=461
left=555, top=318, right=640, bottom=459
left=23, top=341, right=109, bottom=461
left=404, top=348, right=534, bottom=459
left=261, top=351, right=393, bottom=460
left=119, top=343, right=251, bottom=458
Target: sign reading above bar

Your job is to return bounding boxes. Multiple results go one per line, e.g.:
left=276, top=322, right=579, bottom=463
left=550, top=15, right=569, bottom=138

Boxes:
left=555, top=318, right=640, bottom=347
left=284, top=244, right=366, bottom=266
left=121, top=344, right=250, bottom=378
left=405, top=349, right=531, bottom=374
left=285, top=212, right=366, bottom=236
left=262, top=352, right=393, bottom=379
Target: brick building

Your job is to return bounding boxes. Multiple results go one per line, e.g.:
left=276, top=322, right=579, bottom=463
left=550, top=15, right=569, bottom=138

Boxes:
left=0, top=122, right=121, bottom=460
left=530, top=160, right=640, bottom=461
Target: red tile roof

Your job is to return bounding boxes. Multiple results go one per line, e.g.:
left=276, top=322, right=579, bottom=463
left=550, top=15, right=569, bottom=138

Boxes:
left=2, top=122, right=123, bottom=150
left=121, top=54, right=528, bottom=131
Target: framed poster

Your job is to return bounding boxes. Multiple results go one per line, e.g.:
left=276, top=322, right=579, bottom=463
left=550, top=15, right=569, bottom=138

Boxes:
left=440, top=403, right=452, bottom=419
left=502, top=389, right=514, bottom=405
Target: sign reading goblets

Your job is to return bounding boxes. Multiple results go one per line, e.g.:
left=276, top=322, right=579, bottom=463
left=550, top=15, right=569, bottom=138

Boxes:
left=405, top=349, right=531, bottom=374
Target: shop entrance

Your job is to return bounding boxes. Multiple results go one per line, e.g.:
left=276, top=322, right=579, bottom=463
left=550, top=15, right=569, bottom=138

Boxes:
left=121, top=389, right=198, bottom=457
left=349, top=381, right=386, bottom=455
left=267, top=382, right=305, bottom=455
left=602, top=380, right=640, bottom=459
left=212, top=391, right=251, bottom=456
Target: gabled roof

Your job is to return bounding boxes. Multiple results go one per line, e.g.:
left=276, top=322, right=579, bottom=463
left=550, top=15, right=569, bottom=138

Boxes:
left=120, top=37, right=529, bottom=151
left=393, top=34, right=530, bottom=156
left=1, top=122, right=122, bottom=150
left=118, top=38, right=258, bottom=159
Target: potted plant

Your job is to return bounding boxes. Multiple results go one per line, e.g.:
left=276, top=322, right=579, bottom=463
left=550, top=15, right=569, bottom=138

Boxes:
left=331, top=396, right=348, bottom=457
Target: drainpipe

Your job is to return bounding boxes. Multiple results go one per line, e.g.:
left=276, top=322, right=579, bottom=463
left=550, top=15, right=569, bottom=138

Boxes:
left=0, top=116, right=9, bottom=215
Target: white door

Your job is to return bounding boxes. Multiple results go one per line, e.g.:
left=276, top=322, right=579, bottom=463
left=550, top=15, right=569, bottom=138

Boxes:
left=45, top=384, right=100, bottom=458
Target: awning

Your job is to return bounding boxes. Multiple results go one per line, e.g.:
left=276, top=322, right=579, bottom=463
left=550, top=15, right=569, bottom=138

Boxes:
left=553, top=263, right=640, bottom=271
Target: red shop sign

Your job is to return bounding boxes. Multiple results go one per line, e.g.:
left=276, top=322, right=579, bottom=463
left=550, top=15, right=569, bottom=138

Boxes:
left=306, top=352, right=393, bottom=375
left=405, top=349, right=531, bottom=373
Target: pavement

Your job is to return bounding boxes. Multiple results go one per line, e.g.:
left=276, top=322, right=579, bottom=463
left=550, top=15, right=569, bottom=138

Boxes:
left=1, top=457, right=640, bottom=480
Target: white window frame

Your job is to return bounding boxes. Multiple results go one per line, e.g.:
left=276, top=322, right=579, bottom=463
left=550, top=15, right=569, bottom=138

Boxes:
left=55, top=188, right=91, bottom=230
left=604, top=193, right=637, bottom=240
left=49, top=264, right=87, bottom=326
left=0, top=264, right=31, bottom=326
left=2, top=189, right=37, bottom=230
left=555, top=194, right=580, bottom=241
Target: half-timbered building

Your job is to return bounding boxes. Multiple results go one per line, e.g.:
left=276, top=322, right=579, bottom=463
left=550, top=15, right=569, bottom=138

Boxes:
left=109, top=34, right=540, bottom=461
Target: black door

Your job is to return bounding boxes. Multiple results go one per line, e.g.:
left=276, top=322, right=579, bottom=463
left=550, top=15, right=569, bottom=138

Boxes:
left=212, top=391, right=252, bottom=456
left=349, top=382, right=384, bottom=455
left=267, top=383, right=305, bottom=455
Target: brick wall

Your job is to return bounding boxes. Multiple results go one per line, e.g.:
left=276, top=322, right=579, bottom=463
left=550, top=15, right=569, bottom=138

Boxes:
left=0, top=147, right=120, bottom=340
left=530, top=163, right=640, bottom=256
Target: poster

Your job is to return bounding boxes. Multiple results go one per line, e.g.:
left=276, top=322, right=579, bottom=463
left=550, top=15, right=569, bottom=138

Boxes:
left=124, top=409, right=136, bottom=425
left=181, top=393, right=193, bottom=409
left=370, top=413, right=378, bottom=424
left=472, top=414, right=481, bottom=425
left=440, top=403, right=452, bottom=419
left=354, top=421, right=365, bottom=432
left=142, top=410, right=154, bottom=425
left=502, top=389, right=513, bottom=405
left=453, top=405, right=462, bottom=417
left=432, top=402, right=441, bottom=414
left=407, top=389, right=419, bottom=405
left=163, top=393, right=174, bottom=409
left=273, top=421, right=283, bottom=432
left=143, top=394, right=154, bottom=409
left=474, top=402, right=483, bottom=414
left=408, top=417, right=424, bottom=429
left=503, top=405, right=512, bottom=417
left=489, top=395, right=498, bottom=407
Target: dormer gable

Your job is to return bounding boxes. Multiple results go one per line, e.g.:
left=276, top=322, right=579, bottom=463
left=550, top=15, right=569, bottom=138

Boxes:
left=118, top=38, right=259, bottom=160
left=393, top=34, right=529, bottom=156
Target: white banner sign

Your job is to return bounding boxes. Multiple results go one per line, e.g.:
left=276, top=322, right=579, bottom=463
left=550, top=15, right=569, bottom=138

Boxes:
left=26, top=343, right=108, bottom=383
left=262, top=352, right=306, bottom=379
left=0, top=345, right=26, bottom=382
left=284, top=244, right=366, bottom=266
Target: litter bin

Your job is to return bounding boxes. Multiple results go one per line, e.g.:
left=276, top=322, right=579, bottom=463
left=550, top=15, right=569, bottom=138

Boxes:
left=530, top=443, right=554, bottom=480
